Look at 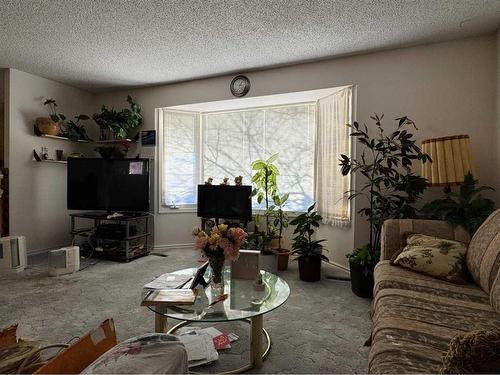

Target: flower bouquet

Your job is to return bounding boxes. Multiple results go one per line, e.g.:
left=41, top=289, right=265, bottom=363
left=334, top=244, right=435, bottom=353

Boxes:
left=192, top=224, right=247, bottom=291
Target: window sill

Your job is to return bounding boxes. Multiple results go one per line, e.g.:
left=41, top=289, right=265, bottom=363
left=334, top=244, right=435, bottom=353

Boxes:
left=158, top=207, right=305, bottom=217
left=158, top=207, right=197, bottom=214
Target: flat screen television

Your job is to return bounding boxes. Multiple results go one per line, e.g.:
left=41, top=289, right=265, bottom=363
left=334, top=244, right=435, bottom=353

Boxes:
left=67, top=158, right=150, bottom=212
left=197, top=185, right=252, bottom=220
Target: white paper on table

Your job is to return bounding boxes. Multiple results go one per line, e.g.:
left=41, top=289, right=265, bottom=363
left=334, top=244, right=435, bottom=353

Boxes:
left=199, top=327, right=223, bottom=339
left=178, top=335, right=206, bottom=361
left=178, top=332, right=219, bottom=368
left=143, top=273, right=192, bottom=290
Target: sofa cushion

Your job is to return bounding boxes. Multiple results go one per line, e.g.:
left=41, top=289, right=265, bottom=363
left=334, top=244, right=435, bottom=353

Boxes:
left=374, top=261, right=489, bottom=304
left=370, top=262, right=500, bottom=373
left=491, top=271, right=500, bottom=313
left=381, top=219, right=470, bottom=261
left=439, top=330, right=500, bottom=374
left=392, top=234, right=469, bottom=284
left=466, top=208, right=500, bottom=294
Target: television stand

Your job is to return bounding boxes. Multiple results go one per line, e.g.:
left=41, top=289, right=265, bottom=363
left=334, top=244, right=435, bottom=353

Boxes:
left=70, top=211, right=152, bottom=262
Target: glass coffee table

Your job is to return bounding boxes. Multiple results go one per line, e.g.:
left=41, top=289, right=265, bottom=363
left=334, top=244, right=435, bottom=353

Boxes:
left=144, top=267, right=290, bottom=373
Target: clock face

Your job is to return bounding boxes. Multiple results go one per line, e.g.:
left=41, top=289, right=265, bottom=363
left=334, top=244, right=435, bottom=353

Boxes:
left=230, top=75, right=250, bottom=97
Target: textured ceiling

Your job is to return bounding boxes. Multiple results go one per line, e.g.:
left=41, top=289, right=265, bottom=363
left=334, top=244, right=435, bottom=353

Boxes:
left=1, top=0, right=499, bottom=92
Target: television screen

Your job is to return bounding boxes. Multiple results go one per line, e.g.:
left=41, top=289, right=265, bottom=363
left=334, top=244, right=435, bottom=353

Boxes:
left=197, top=185, right=252, bottom=220
left=67, top=158, right=150, bottom=212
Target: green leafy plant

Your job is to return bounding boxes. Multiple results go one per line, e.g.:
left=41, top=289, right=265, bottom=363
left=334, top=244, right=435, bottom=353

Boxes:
left=62, top=114, right=92, bottom=141
left=290, top=203, right=328, bottom=262
left=93, top=96, right=143, bottom=139
left=346, top=244, right=380, bottom=276
left=43, top=98, right=66, bottom=123
left=250, top=153, right=280, bottom=253
left=421, top=172, right=495, bottom=235
left=271, top=193, right=290, bottom=250
left=339, top=114, right=431, bottom=269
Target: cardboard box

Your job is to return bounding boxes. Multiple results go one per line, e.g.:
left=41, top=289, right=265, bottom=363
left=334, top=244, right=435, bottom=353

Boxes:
left=35, top=319, right=117, bottom=374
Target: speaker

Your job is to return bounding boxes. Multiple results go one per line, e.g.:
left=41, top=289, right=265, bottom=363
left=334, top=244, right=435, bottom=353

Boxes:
left=0, top=236, right=27, bottom=272
left=48, top=246, right=80, bottom=277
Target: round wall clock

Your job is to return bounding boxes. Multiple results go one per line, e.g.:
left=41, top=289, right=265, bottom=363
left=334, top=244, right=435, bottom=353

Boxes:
left=230, top=75, right=250, bottom=97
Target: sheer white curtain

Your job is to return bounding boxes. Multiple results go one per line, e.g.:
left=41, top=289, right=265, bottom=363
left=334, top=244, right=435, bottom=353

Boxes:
left=315, top=86, right=352, bottom=227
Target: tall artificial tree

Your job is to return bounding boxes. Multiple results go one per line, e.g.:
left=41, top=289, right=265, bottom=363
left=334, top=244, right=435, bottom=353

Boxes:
left=339, top=114, right=431, bottom=266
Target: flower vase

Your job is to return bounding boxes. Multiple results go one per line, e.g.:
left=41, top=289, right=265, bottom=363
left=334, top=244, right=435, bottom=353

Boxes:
left=209, top=256, right=225, bottom=295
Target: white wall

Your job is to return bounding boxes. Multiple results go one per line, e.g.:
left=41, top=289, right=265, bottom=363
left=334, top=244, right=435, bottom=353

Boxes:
left=6, top=69, right=97, bottom=252
left=96, top=34, right=498, bottom=268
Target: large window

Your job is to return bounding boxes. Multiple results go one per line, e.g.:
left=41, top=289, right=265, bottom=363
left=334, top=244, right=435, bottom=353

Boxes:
left=159, top=86, right=353, bottom=225
left=161, top=103, right=315, bottom=212
left=203, top=104, right=316, bottom=211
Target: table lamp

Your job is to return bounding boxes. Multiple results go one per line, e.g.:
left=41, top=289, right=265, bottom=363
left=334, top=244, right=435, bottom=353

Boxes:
left=421, top=134, right=474, bottom=193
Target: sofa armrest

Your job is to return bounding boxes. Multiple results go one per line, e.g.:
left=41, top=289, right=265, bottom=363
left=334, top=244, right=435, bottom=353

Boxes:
left=380, top=219, right=470, bottom=261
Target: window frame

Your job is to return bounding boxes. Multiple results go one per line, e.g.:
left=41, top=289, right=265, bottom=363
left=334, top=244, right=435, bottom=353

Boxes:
left=158, top=101, right=318, bottom=215
left=158, top=108, right=201, bottom=214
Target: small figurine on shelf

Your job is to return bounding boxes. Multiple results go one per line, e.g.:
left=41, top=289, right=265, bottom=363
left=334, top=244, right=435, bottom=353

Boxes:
left=234, top=176, right=243, bottom=186
left=41, top=147, right=49, bottom=160
left=220, top=177, right=229, bottom=186
left=205, top=177, right=213, bottom=185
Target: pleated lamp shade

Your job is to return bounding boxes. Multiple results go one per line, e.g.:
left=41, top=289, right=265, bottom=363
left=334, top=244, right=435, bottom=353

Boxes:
left=421, top=135, right=474, bottom=186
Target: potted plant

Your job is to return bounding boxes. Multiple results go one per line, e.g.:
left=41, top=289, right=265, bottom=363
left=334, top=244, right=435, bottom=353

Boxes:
left=62, top=114, right=92, bottom=142
left=290, top=203, right=328, bottom=281
left=272, top=193, right=291, bottom=270
left=421, top=172, right=495, bottom=235
left=250, top=153, right=280, bottom=272
left=93, top=95, right=143, bottom=140
left=35, top=98, right=66, bottom=136
left=339, top=114, right=430, bottom=297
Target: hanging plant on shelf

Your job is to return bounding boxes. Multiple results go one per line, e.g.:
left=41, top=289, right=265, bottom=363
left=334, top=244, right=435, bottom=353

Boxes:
left=61, top=114, right=93, bottom=142
left=93, top=96, right=143, bottom=140
left=34, top=98, right=66, bottom=136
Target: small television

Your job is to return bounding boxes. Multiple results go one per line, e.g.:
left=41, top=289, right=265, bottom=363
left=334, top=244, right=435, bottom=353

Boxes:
left=67, top=158, right=150, bottom=212
left=197, top=185, right=252, bottom=220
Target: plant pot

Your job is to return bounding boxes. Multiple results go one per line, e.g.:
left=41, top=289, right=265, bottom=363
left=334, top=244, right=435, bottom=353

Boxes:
left=95, top=146, right=127, bottom=159
left=259, top=252, right=278, bottom=274
left=298, top=257, right=321, bottom=282
left=277, top=249, right=290, bottom=271
left=349, top=259, right=374, bottom=298
left=35, top=117, right=60, bottom=136
left=269, top=238, right=279, bottom=249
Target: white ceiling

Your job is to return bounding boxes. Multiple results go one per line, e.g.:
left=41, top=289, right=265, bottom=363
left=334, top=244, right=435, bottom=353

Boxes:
left=1, top=1, right=499, bottom=92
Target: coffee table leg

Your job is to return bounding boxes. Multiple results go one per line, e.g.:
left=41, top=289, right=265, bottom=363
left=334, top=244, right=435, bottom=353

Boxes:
left=154, top=306, right=168, bottom=333
left=251, top=315, right=263, bottom=369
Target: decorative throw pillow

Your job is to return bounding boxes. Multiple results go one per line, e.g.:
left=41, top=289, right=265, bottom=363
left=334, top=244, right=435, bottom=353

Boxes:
left=439, top=330, right=500, bottom=373
left=393, top=234, right=469, bottom=284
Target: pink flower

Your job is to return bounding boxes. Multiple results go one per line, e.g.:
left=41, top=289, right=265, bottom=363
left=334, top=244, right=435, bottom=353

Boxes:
left=228, top=227, right=247, bottom=248
left=195, top=236, right=209, bottom=250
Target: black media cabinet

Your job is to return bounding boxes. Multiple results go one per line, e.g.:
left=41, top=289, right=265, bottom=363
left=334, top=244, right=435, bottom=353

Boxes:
left=70, top=211, right=152, bottom=262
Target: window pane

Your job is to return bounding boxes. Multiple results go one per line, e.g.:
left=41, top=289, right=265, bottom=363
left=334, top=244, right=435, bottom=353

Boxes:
left=202, top=104, right=315, bottom=212
left=264, top=105, right=315, bottom=211
left=163, top=111, right=198, bottom=206
left=203, top=110, right=264, bottom=189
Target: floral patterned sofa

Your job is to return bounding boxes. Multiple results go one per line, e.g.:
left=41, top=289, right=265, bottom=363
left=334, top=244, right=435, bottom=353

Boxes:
left=369, top=209, right=500, bottom=373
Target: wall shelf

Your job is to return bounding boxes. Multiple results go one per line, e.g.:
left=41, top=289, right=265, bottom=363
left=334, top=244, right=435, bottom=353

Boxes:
left=37, top=134, right=91, bottom=143
left=35, top=132, right=136, bottom=145
left=33, top=159, right=68, bottom=164
left=94, top=139, right=133, bottom=144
